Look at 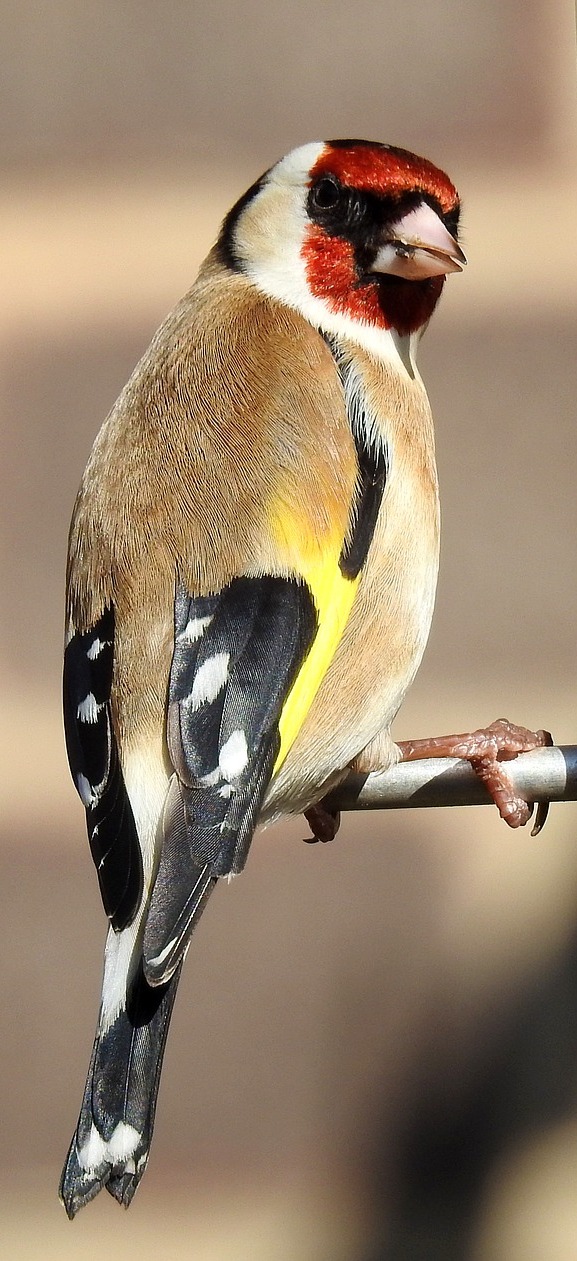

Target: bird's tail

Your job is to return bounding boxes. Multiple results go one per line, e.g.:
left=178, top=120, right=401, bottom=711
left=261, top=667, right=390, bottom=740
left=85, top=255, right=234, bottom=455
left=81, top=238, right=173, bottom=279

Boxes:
left=59, top=959, right=182, bottom=1218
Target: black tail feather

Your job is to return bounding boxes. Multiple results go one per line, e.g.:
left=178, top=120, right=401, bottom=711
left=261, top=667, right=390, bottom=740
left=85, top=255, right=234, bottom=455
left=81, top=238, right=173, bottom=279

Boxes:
left=59, top=961, right=182, bottom=1218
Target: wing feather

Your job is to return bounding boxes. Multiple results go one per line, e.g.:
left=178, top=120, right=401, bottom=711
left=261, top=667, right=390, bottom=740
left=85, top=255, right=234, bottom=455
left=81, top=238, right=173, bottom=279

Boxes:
left=63, top=606, right=144, bottom=930
left=142, top=575, right=317, bottom=984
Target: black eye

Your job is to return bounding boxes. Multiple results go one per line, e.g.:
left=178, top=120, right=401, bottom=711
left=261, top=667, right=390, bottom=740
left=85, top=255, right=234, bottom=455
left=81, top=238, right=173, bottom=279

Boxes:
left=310, top=176, right=342, bottom=211
left=306, top=176, right=369, bottom=236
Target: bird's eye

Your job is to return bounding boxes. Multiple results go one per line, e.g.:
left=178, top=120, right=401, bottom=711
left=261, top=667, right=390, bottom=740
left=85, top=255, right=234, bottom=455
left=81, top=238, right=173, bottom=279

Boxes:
left=308, top=175, right=350, bottom=220
left=310, top=177, right=342, bottom=210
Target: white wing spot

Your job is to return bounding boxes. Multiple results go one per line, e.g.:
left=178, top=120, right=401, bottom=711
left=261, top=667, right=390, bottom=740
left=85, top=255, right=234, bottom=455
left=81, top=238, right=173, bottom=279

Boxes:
left=77, top=772, right=97, bottom=808
left=77, top=692, right=103, bottom=723
left=177, top=614, right=213, bottom=643
left=184, top=652, right=230, bottom=711
left=86, top=637, right=106, bottom=660
left=219, top=729, right=248, bottom=781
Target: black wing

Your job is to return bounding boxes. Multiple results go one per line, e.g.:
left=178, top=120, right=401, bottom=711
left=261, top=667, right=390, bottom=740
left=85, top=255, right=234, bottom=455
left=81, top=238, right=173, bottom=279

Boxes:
left=63, top=606, right=143, bottom=931
left=142, top=575, right=317, bottom=985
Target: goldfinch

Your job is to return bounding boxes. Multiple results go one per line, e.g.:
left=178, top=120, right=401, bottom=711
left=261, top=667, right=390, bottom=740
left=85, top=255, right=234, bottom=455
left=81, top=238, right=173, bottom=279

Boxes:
left=60, top=140, right=547, bottom=1217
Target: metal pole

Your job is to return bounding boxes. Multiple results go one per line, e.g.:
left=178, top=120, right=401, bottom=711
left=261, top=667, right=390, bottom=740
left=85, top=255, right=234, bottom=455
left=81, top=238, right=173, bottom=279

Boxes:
left=327, top=745, right=577, bottom=814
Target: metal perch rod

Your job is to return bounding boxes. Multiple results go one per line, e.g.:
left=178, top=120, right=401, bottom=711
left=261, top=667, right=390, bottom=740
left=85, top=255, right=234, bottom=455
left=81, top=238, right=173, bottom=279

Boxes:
left=328, top=746, right=577, bottom=813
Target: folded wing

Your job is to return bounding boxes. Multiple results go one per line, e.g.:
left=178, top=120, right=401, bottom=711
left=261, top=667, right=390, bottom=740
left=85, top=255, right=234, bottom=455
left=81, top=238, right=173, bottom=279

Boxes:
left=142, top=575, right=318, bottom=984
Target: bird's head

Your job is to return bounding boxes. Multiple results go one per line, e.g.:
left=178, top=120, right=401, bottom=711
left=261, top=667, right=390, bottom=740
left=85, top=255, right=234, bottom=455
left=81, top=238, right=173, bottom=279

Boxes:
left=217, top=140, right=465, bottom=357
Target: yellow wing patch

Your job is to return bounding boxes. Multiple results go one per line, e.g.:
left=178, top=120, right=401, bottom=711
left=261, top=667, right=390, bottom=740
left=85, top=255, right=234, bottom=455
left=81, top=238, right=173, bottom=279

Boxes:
left=270, top=507, right=359, bottom=774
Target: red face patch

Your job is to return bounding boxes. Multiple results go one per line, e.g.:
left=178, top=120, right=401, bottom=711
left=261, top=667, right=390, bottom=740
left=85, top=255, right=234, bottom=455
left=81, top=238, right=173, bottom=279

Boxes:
left=304, top=224, right=444, bottom=335
left=302, top=141, right=457, bottom=335
left=305, top=226, right=381, bottom=323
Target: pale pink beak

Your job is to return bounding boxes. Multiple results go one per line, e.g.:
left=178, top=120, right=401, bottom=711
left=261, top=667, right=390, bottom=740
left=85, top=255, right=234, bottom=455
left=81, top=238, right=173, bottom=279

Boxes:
left=370, top=202, right=466, bottom=280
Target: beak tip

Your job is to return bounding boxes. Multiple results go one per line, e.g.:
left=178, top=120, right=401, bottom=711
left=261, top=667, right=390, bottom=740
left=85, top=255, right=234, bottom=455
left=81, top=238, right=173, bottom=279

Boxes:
left=448, top=251, right=467, bottom=273
left=372, top=203, right=467, bottom=281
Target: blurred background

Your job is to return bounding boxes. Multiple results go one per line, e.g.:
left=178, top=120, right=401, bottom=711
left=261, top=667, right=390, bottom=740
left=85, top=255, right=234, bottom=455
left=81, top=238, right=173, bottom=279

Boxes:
left=1, top=2, right=576, bottom=1258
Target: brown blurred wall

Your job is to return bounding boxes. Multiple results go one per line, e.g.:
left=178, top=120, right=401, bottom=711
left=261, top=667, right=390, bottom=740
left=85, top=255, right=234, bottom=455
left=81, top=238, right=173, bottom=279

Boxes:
left=1, top=3, right=577, bottom=1259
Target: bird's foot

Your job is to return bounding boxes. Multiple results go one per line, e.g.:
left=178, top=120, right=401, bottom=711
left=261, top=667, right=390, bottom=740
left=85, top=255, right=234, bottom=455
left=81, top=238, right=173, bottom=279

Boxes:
left=303, top=803, right=341, bottom=844
left=397, top=718, right=553, bottom=835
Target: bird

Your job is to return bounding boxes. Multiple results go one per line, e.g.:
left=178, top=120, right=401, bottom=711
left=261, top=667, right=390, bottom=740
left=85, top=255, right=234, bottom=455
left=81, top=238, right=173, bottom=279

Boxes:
left=60, top=139, right=549, bottom=1217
